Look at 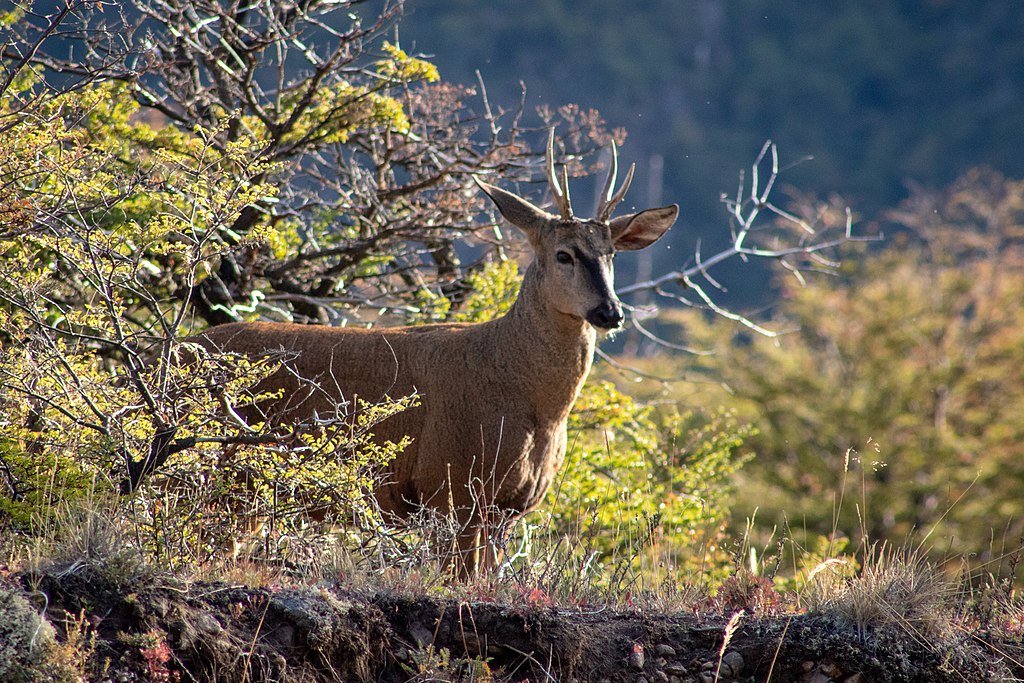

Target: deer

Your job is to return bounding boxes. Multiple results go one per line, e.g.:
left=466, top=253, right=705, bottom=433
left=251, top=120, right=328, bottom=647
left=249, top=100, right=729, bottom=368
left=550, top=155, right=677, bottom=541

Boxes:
left=191, top=131, right=679, bottom=575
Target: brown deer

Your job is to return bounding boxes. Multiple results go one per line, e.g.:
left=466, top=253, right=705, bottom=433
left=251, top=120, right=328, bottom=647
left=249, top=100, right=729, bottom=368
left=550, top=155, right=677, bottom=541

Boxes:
left=192, top=132, right=678, bottom=574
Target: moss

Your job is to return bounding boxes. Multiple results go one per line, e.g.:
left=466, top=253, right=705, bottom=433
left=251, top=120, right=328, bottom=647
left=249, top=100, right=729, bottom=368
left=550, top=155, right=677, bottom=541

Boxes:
left=0, top=585, right=60, bottom=682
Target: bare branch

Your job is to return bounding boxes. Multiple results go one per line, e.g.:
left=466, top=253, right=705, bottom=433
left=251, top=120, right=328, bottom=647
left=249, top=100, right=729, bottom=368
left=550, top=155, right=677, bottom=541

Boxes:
left=617, top=142, right=880, bottom=343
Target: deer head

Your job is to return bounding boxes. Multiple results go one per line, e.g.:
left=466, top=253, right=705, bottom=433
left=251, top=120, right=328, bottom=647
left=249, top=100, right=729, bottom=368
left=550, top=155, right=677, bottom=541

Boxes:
left=475, top=130, right=679, bottom=330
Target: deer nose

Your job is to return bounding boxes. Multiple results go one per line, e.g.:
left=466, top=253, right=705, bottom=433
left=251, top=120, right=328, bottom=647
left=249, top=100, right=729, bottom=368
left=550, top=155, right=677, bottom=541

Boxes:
left=586, top=301, right=624, bottom=330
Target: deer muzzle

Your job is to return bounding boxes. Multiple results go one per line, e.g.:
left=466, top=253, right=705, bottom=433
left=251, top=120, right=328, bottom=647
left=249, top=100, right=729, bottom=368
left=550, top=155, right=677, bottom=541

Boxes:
left=586, top=301, right=625, bottom=330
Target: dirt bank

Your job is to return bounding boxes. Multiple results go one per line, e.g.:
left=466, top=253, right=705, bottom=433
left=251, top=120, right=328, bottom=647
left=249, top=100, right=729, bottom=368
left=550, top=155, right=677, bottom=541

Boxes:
left=4, top=568, right=1019, bottom=682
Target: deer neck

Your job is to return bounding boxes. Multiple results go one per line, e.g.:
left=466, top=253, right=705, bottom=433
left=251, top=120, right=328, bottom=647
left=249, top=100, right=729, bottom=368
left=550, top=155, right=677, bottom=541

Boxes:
left=491, top=263, right=597, bottom=419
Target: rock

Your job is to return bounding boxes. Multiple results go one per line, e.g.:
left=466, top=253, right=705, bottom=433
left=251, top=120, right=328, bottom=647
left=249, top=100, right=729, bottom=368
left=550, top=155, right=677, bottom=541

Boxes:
left=803, top=673, right=832, bottom=683
left=701, top=660, right=715, bottom=671
left=819, top=662, right=841, bottom=677
left=665, top=663, right=688, bottom=676
left=267, top=622, right=296, bottom=648
left=629, top=642, right=646, bottom=670
left=721, top=650, right=745, bottom=677
left=408, top=622, right=434, bottom=648
left=668, top=676, right=683, bottom=683
left=655, top=657, right=667, bottom=667
left=654, top=671, right=669, bottom=682
left=193, top=611, right=223, bottom=636
left=655, top=643, right=677, bottom=657
left=270, top=590, right=349, bottom=650
left=151, top=597, right=170, bottom=618
left=636, top=677, right=649, bottom=683
left=699, top=673, right=715, bottom=683
left=844, top=674, right=866, bottom=683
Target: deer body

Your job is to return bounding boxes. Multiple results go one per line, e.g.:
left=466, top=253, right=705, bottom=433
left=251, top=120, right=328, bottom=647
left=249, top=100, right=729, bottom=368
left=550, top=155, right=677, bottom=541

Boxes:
left=198, top=265, right=594, bottom=522
left=194, top=134, right=678, bottom=573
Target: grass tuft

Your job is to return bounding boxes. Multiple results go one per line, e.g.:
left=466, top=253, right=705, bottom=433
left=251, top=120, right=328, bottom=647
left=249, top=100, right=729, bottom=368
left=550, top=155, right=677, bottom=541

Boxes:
left=803, top=542, right=960, bottom=643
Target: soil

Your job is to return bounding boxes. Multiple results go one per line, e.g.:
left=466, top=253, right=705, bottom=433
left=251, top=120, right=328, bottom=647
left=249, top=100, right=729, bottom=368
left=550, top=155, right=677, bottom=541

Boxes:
left=7, top=568, right=1023, bottom=682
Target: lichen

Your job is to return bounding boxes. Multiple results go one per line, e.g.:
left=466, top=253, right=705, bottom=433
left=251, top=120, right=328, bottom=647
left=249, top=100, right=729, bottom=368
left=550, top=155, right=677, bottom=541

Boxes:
left=0, top=585, right=58, bottom=682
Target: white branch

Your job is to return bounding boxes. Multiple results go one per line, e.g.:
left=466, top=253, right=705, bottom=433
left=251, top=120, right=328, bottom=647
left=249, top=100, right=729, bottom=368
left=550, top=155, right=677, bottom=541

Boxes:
left=616, top=143, right=880, bottom=340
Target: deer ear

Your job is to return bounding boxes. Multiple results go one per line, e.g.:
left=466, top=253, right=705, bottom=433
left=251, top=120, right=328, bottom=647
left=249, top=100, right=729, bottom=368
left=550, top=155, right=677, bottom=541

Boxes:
left=474, top=176, right=551, bottom=241
left=609, top=204, right=679, bottom=251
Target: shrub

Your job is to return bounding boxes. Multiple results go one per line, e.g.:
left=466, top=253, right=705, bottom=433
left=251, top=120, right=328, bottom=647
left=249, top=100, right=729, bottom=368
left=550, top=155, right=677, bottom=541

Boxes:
left=662, top=169, right=1024, bottom=566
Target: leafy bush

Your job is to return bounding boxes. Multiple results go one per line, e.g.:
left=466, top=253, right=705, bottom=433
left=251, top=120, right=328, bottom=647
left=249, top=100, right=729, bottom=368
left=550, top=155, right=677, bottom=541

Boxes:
left=0, top=34, right=421, bottom=560
left=545, top=389, right=751, bottom=579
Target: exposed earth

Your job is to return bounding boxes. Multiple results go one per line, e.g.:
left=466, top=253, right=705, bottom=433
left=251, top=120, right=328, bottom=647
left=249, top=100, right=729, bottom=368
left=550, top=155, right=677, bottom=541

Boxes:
left=2, top=567, right=1021, bottom=682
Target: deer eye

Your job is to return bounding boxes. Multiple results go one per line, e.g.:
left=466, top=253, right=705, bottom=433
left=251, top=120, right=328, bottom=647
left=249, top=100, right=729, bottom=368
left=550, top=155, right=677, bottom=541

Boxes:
left=555, top=250, right=573, bottom=265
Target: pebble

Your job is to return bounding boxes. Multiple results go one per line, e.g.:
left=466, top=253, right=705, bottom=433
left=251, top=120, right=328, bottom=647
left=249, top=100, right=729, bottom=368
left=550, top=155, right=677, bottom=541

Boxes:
left=665, top=663, right=688, bottom=676
left=628, top=643, right=646, bottom=670
left=654, top=671, right=669, bottom=682
left=655, top=643, right=677, bottom=657
left=820, top=662, right=841, bottom=677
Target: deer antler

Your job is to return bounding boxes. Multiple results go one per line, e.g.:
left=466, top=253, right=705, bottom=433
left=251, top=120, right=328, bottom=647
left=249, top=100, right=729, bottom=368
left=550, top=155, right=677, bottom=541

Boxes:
left=545, top=128, right=574, bottom=221
left=595, top=140, right=635, bottom=222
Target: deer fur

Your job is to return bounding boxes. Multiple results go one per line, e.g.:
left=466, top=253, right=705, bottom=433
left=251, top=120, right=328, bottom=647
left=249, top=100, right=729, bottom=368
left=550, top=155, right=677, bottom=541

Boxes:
left=192, top=135, right=678, bottom=574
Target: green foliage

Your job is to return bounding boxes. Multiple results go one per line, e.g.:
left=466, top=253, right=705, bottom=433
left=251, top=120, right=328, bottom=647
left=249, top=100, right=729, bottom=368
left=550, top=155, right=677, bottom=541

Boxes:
left=0, top=79, right=274, bottom=530
left=0, top=79, right=277, bottom=320
left=450, top=259, right=521, bottom=323
left=378, top=42, right=442, bottom=87
left=667, top=169, right=1024, bottom=564
left=407, top=258, right=522, bottom=325
left=548, top=388, right=751, bottom=577
left=0, top=438, right=96, bottom=530
left=0, top=71, right=413, bottom=562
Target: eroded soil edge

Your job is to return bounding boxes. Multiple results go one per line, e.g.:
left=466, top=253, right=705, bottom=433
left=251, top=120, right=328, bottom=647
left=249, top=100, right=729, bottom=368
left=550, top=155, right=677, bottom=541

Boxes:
left=6, top=570, right=1020, bottom=682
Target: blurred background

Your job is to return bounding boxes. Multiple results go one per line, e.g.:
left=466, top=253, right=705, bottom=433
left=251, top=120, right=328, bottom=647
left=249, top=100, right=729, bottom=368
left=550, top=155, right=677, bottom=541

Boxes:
left=402, top=1, right=1024, bottom=304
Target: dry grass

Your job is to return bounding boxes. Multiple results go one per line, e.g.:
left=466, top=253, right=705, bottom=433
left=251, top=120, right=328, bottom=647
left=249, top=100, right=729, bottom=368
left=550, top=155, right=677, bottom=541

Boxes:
left=802, top=543, right=960, bottom=640
left=18, top=498, right=157, bottom=589
left=6, top=477, right=1024, bottom=670
left=5, top=492, right=1024, bottom=682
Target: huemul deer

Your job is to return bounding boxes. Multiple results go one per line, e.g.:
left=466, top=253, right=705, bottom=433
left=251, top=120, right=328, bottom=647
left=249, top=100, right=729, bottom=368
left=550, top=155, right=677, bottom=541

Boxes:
left=193, top=132, right=678, bottom=574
